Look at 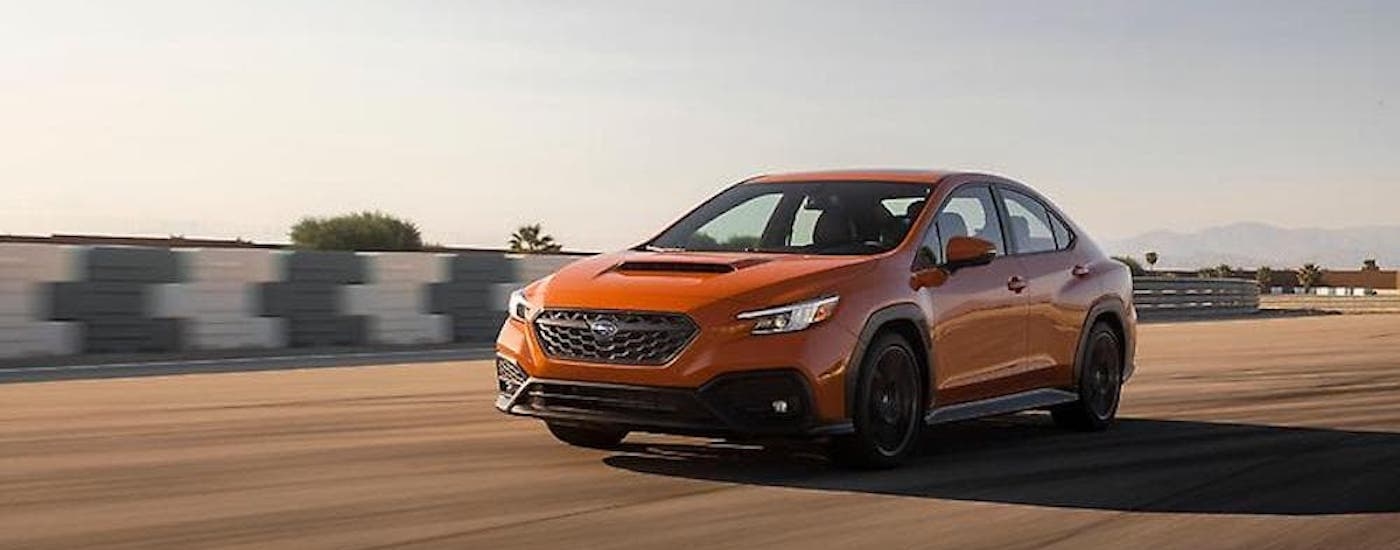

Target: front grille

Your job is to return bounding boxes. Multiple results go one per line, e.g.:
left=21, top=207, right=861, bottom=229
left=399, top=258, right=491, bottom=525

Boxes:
left=496, top=357, right=528, bottom=396
left=523, top=382, right=717, bottom=425
left=533, top=310, right=697, bottom=365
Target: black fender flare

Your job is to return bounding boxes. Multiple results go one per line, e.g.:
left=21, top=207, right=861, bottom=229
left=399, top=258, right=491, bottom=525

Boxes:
left=843, top=302, right=931, bottom=418
left=1073, top=296, right=1134, bottom=387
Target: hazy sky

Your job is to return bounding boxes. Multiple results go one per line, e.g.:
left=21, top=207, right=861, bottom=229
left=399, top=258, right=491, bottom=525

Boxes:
left=3, top=1, right=1397, bottom=251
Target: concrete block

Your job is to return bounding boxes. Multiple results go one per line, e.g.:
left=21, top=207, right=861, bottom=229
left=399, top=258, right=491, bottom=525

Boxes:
left=285, top=251, right=366, bottom=284
left=427, top=282, right=495, bottom=314
left=81, top=318, right=181, bottom=353
left=184, top=317, right=284, bottom=350
left=0, top=281, right=44, bottom=321
left=489, top=282, right=522, bottom=311
left=48, top=282, right=148, bottom=321
left=448, top=252, right=517, bottom=282
left=362, top=252, right=449, bottom=284
left=0, top=244, right=82, bottom=282
left=179, top=248, right=279, bottom=283
left=345, top=283, right=426, bottom=316
left=259, top=282, right=342, bottom=317
left=0, top=322, right=80, bottom=358
left=367, top=314, right=450, bottom=345
left=150, top=282, right=258, bottom=320
left=451, top=313, right=508, bottom=343
left=510, top=254, right=577, bottom=283
left=86, top=247, right=180, bottom=283
left=286, top=315, right=366, bottom=347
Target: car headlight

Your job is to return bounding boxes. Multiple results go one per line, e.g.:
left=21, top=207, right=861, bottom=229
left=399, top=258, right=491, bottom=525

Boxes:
left=737, top=296, right=839, bottom=335
left=508, top=289, right=536, bottom=322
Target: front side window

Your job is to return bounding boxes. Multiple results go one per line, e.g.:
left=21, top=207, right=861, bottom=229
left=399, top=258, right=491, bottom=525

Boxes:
left=647, top=182, right=932, bottom=255
left=931, top=184, right=1006, bottom=258
left=999, top=188, right=1057, bottom=254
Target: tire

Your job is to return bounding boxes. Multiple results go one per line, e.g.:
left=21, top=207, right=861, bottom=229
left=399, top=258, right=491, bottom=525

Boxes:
left=546, top=422, right=628, bottom=449
left=1052, top=322, right=1123, bottom=431
left=831, top=333, right=924, bottom=469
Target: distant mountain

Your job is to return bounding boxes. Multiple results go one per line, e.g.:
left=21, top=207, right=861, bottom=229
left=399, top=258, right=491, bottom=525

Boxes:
left=1103, top=222, right=1400, bottom=270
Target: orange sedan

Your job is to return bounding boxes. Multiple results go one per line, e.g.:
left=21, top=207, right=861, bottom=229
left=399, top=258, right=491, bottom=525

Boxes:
left=496, top=170, right=1136, bottom=468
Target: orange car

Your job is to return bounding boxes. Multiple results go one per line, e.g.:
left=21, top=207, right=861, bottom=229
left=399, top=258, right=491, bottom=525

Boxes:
left=496, top=169, right=1136, bottom=468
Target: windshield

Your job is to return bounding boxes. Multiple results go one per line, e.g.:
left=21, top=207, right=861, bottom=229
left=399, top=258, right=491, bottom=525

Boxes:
left=646, top=182, right=932, bottom=255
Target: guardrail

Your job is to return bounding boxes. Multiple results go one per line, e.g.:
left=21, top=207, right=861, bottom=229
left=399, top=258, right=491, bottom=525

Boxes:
left=1133, top=277, right=1260, bottom=319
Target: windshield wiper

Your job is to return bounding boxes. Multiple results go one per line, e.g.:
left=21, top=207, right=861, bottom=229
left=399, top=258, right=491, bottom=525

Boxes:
left=642, top=245, right=687, bottom=253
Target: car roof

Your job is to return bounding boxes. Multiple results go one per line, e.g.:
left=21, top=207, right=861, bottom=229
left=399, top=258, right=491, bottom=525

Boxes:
left=745, top=169, right=955, bottom=185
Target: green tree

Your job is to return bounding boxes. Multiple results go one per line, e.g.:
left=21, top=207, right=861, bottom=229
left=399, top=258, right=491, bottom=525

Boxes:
left=1199, top=264, right=1236, bottom=278
left=508, top=224, right=563, bottom=253
left=1144, top=251, right=1159, bottom=274
left=1113, top=256, right=1146, bottom=276
left=290, top=211, right=423, bottom=251
left=1296, top=263, right=1324, bottom=291
left=1255, top=266, right=1274, bottom=290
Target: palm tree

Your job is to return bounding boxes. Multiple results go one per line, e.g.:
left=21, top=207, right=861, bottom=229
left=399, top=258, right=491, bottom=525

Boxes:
left=508, top=224, right=563, bottom=253
left=1296, top=263, right=1324, bottom=291
left=1144, top=251, right=1159, bottom=274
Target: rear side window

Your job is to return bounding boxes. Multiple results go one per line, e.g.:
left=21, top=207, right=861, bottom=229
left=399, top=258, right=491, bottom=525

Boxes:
left=1048, top=210, right=1075, bottom=250
left=933, top=184, right=1006, bottom=257
left=998, top=188, right=1057, bottom=254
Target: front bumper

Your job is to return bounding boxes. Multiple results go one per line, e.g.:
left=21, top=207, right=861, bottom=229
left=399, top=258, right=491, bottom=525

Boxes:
left=495, top=357, right=852, bottom=438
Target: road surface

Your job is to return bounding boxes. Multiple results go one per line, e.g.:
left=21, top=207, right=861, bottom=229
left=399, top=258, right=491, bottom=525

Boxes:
left=2, top=315, right=1398, bottom=549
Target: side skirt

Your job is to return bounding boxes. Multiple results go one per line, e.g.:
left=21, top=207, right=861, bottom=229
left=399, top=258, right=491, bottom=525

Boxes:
left=924, top=388, right=1078, bottom=425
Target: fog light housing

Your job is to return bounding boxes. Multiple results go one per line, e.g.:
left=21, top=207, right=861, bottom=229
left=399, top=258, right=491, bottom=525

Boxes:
left=496, top=356, right=528, bottom=396
left=698, top=371, right=812, bottom=431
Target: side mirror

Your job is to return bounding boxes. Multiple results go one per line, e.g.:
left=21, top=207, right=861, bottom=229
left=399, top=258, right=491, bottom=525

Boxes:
left=943, top=236, right=998, bottom=271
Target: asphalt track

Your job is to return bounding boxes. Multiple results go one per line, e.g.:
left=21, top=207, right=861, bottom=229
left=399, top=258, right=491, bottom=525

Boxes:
left=2, top=315, right=1398, bottom=549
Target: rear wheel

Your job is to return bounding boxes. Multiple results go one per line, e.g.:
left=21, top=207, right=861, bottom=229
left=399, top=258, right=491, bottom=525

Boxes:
left=1053, top=323, right=1123, bottom=431
left=546, top=422, right=628, bottom=449
left=831, top=333, right=924, bottom=469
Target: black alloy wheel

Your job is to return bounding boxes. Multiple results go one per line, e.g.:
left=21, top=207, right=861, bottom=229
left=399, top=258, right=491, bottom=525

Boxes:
left=1053, top=323, right=1123, bottom=431
left=832, top=333, right=923, bottom=469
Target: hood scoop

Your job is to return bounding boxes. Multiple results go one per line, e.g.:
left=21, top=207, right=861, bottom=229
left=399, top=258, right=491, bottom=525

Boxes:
left=614, top=257, right=772, bottom=274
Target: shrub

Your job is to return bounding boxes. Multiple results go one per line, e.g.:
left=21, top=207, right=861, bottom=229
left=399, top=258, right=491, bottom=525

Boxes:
left=289, top=211, right=423, bottom=251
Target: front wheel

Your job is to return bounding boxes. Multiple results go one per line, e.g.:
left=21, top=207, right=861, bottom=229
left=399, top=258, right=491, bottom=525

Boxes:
left=831, top=333, right=924, bottom=469
left=1052, top=323, right=1123, bottom=431
left=546, top=422, right=628, bottom=449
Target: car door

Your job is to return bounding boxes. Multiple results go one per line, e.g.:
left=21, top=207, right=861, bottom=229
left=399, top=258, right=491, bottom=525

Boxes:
left=994, top=185, right=1090, bottom=390
left=915, top=183, right=1030, bottom=405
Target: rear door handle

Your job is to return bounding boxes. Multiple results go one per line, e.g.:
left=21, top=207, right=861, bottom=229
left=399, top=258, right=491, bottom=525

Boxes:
left=1007, top=276, right=1028, bottom=293
left=1072, top=265, right=1091, bottom=278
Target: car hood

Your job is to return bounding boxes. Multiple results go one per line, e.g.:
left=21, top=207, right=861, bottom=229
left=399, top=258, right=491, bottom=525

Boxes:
left=527, top=250, right=878, bottom=313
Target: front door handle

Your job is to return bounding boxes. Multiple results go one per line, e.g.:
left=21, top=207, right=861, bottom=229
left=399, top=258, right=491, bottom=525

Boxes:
left=1072, top=265, right=1091, bottom=278
left=1007, top=276, right=1028, bottom=293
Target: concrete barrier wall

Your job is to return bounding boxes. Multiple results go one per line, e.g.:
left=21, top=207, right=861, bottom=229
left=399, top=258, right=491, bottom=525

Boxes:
left=0, top=244, right=584, bottom=359
left=1133, top=277, right=1260, bottom=319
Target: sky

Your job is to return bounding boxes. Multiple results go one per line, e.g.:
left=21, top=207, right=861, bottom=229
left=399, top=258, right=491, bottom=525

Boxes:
left=2, top=1, right=1397, bottom=251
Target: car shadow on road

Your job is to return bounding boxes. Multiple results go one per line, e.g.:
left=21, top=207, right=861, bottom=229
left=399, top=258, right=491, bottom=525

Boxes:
left=603, top=416, right=1400, bottom=515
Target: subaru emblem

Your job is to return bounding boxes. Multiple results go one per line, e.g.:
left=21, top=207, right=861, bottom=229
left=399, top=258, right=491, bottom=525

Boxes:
left=589, top=320, right=620, bottom=340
